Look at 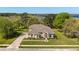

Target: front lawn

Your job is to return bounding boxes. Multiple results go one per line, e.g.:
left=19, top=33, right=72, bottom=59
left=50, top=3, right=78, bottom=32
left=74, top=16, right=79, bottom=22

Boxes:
left=0, top=46, right=8, bottom=48
left=53, top=29, right=79, bottom=45
left=0, top=38, right=15, bottom=44
left=0, top=29, right=28, bottom=44
left=21, top=39, right=57, bottom=45
left=0, top=28, right=28, bottom=48
left=0, top=34, right=16, bottom=44
left=20, top=45, right=79, bottom=48
left=0, top=37, right=15, bottom=48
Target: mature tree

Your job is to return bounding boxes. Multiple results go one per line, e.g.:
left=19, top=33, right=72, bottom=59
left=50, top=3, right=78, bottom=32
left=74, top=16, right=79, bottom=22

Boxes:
left=0, top=13, right=20, bottom=17
left=27, top=16, right=41, bottom=26
left=12, top=19, right=23, bottom=30
left=63, top=18, right=78, bottom=37
left=0, top=17, right=16, bottom=38
left=43, top=14, right=56, bottom=28
left=63, top=19, right=77, bottom=32
left=12, top=13, right=41, bottom=29
left=20, top=13, right=30, bottom=28
left=53, top=12, right=70, bottom=28
left=9, top=15, right=23, bottom=30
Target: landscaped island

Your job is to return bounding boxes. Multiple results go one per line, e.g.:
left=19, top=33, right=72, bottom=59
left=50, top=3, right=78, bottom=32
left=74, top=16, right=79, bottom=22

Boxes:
left=0, top=12, right=79, bottom=48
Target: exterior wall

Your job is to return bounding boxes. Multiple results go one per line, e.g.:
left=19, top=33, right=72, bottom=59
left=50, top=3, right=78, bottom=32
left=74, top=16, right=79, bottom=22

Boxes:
left=34, top=34, right=38, bottom=38
left=44, top=33, right=48, bottom=38
left=28, top=34, right=38, bottom=38
left=41, top=33, right=45, bottom=38
left=28, top=34, right=31, bottom=38
left=28, top=33, right=54, bottom=39
left=50, top=34, right=54, bottom=38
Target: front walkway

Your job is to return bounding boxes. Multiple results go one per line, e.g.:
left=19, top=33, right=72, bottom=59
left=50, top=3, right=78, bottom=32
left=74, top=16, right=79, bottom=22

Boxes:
left=7, top=33, right=28, bottom=48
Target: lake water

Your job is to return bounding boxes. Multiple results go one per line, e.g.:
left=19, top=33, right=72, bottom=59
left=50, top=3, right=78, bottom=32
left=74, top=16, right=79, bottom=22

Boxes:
left=72, top=14, right=79, bottom=18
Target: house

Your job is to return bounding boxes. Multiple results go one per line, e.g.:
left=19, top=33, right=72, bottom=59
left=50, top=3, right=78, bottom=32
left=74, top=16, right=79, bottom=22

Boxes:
left=28, top=24, right=54, bottom=39
left=72, top=31, right=79, bottom=38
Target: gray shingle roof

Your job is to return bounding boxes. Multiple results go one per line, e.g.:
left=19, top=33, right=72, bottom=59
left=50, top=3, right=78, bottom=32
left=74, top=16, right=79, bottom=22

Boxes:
left=28, top=24, right=54, bottom=34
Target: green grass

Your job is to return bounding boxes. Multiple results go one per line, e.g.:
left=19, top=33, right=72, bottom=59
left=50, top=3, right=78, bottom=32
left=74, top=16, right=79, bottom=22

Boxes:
left=0, top=29, right=28, bottom=44
left=21, top=39, right=57, bottom=45
left=20, top=45, right=79, bottom=48
left=0, top=34, right=15, bottom=44
left=17, top=29, right=28, bottom=33
left=0, top=46, right=7, bottom=48
left=0, top=28, right=28, bottom=48
left=0, top=34, right=16, bottom=48
left=21, top=29, right=79, bottom=45
left=0, top=38, right=15, bottom=44
left=23, top=38, right=45, bottom=40
left=53, top=29, right=79, bottom=45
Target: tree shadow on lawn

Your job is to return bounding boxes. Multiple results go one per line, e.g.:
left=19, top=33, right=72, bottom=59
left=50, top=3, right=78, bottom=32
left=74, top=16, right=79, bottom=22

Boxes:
left=3, top=32, right=21, bottom=39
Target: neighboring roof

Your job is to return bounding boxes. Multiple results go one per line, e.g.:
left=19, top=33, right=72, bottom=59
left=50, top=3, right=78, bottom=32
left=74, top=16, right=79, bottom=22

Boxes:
left=28, top=24, right=54, bottom=34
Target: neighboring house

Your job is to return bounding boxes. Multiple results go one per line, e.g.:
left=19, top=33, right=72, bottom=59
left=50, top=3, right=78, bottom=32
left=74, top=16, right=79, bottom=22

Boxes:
left=72, top=31, right=79, bottom=38
left=28, top=24, right=54, bottom=39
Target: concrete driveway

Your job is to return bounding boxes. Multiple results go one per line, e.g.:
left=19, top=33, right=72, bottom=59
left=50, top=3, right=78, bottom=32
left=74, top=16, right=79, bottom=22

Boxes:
left=7, top=33, right=28, bottom=49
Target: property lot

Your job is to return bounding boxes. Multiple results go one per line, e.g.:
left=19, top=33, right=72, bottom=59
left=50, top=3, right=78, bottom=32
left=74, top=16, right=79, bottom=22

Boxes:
left=20, top=29, right=79, bottom=48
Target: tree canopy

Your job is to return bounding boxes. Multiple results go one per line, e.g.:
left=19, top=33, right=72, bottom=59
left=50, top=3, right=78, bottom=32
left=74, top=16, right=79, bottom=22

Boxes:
left=43, top=14, right=56, bottom=28
left=63, top=18, right=79, bottom=38
left=53, top=12, right=70, bottom=28
left=0, top=17, right=16, bottom=38
left=27, top=16, right=41, bottom=26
